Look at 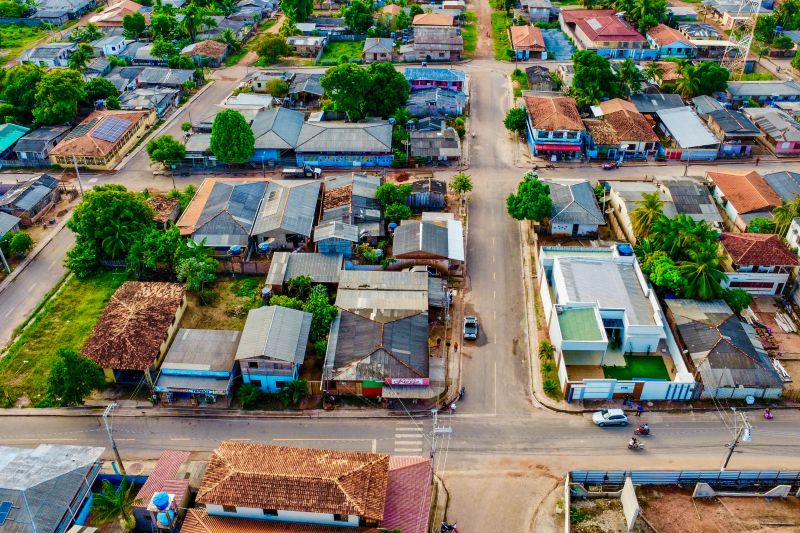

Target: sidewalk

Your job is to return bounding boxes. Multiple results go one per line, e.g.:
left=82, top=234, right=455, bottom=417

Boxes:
left=0, top=217, right=69, bottom=297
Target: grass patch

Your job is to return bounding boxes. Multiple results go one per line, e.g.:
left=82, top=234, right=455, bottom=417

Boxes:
left=491, top=12, right=513, bottom=61
left=180, top=275, right=263, bottom=330
left=0, top=25, right=46, bottom=62
left=259, top=18, right=277, bottom=30
left=224, top=49, right=248, bottom=66
left=317, top=40, right=364, bottom=64
left=463, top=11, right=477, bottom=58
left=735, top=71, right=776, bottom=81
left=511, top=67, right=529, bottom=97
left=0, top=270, right=127, bottom=405
left=603, top=356, right=670, bottom=381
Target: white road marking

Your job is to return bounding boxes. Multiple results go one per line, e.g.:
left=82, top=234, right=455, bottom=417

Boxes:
left=169, top=437, right=191, bottom=441
left=395, top=433, right=423, bottom=438
left=0, top=438, right=78, bottom=442
left=395, top=440, right=423, bottom=446
left=4, top=307, right=13, bottom=317
left=395, top=425, right=423, bottom=431
left=28, top=282, right=38, bottom=290
left=493, top=255, right=496, bottom=263
left=493, top=272, right=496, bottom=281
left=394, top=448, right=424, bottom=453
left=493, top=290, right=496, bottom=300
left=115, top=438, right=136, bottom=441
left=48, top=261, right=59, bottom=271
left=494, top=361, right=498, bottom=416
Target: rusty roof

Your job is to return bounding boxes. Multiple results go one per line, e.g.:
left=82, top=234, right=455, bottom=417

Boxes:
left=647, top=23, right=692, bottom=47
left=707, top=170, right=782, bottom=214
left=182, top=509, right=382, bottom=533
left=146, top=195, right=179, bottom=224
left=412, top=12, right=453, bottom=26
left=524, top=96, right=584, bottom=132
left=134, top=450, right=191, bottom=509
left=81, top=281, right=185, bottom=370
left=590, top=99, right=658, bottom=144
left=183, top=40, right=228, bottom=60
left=196, top=442, right=390, bottom=521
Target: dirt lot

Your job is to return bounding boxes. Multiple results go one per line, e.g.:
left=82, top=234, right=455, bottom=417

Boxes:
left=751, top=298, right=800, bottom=356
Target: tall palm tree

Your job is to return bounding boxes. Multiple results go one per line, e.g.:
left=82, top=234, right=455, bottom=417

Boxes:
left=68, top=43, right=93, bottom=72
left=675, top=63, right=699, bottom=98
left=181, top=5, right=217, bottom=41
left=772, top=200, right=799, bottom=235
left=643, top=61, right=664, bottom=83
left=618, top=58, right=642, bottom=96
left=679, top=245, right=727, bottom=300
left=102, top=221, right=131, bottom=260
left=83, top=22, right=103, bottom=41
left=631, top=192, right=664, bottom=238
left=217, top=28, right=241, bottom=52
left=92, top=478, right=137, bottom=532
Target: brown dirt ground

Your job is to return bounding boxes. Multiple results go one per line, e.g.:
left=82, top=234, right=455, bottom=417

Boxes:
left=751, top=298, right=800, bottom=355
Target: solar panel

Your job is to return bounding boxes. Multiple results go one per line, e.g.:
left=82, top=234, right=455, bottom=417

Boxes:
left=64, top=119, right=99, bottom=140
left=0, top=501, right=12, bottom=525
left=91, top=117, right=132, bottom=143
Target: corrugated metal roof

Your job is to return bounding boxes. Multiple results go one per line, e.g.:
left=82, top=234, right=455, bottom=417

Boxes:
left=252, top=180, right=320, bottom=238
left=630, top=93, right=685, bottom=113
left=314, top=220, right=360, bottom=243
left=0, top=174, right=59, bottom=213
left=727, top=80, right=800, bottom=98
left=744, top=107, right=800, bottom=143
left=0, top=212, right=20, bottom=237
left=160, top=328, right=240, bottom=372
left=393, top=219, right=463, bottom=260
left=193, top=181, right=266, bottom=244
left=404, top=67, right=466, bottom=83
left=660, top=178, right=723, bottom=224
left=547, top=180, right=604, bottom=226
left=707, top=109, right=762, bottom=137
left=656, top=106, right=720, bottom=148
left=235, top=305, right=312, bottom=364
left=251, top=107, right=305, bottom=150
left=265, top=252, right=343, bottom=286
left=295, top=121, right=392, bottom=154
left=763, top=171, right=800, bottom=203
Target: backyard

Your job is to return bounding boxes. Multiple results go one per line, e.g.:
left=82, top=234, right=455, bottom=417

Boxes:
left=603, top=355, right=670, bottom=381
left=180, top=275, right=264, bottom=330
left=463, top=11, right=478, bottom=59
left=0, top=271, right=127, bottom=406
left=491, top=12, right=513, bottom=61
left=0, top=25, right=46, bottom=63
left=317, top=40, right=364, bottom=65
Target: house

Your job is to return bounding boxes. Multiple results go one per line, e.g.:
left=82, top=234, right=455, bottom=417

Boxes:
left=408, top=177, right=447, bottom=211
left=124, top=41, right=165, bottom=66
left=659, top=178, right=724, bottom=227
left=519, top=0, right=552, bottom=23
left=743, top=107, right=800, bottom=156
left=525, top=65, right=552, bottom=91
left=607, top=181, right=676, bottom=243
left=250, top=107, right=304, bottom=163
left=295, top=121, right=393, bottom=167
left=666, top=299, right=784, bottom=398
left=13, top=126, right=69, bottom=162
left=0, top=212, right=21, bottom=239
left=646, top=23, right=695, bottom=58
left=251, top=180, right=321, bottom=249
left=0, top=124, right=30, bottom=160
left=655, top=106, right=720, bottom=160
left=413, top=117, right=447, bottom=132
left=667, top=5, right=697, bottom=20
left=224, top=93, right=274, bottom=111
left=90, top=0, right=147, bottom=26
left=104, top=65, right=144, bottom=93
left=335, top=269, right=431, bottom=324
left=544, top=180, right=604, bottom=237
left=118, top=87, right=179, bottom=117
left=786, top=217, right=800, bottom=258
left=705, top=109, right=763, bottom=157
left=537, top=249, right=696, bottom=402
left=703, top=0, right=771, bottom=29
left=91, top=34, right=128, bottom=56
left=49, top=109, right=155, bottom=170
left=250, top=71, right=293, bottom=93
left=146, top=195, right=180, bottom=228
left=265, top=252, right=343, bottom=292
left=719, top=232, right=799, bottom=295
left=707, top=170, right=781, bottom=231
left=412, top=12, right=454, bottom=27
left=286, top=35, right=327, bottom=57
left=558, top=9, right=653, bottom=59
left=584, top=98, right=659, bottom=160
left=556, top=62, right=574, bottom=89
left=181, top=40, right=229, bottom=67
left=287, top=73, right=325, bottom=108
left=0, top=174, right=61, bottom=226
left=32, top=0, right=96, bottom=23
left=321, top=172, right=384, bottom=243
left=308, top=16, right=347, bottom=36
left=692, top=94, right=725, bottom=119
left=392, top=218, right=465, bottom=263
left=85, top=57, right=112, bottom=78
left=405, top=67, right=466, bottom=92
left=509, top=25, right=547, bottom=60
left=382, top=3, right=403, bottom=15
left=678, top=22, right=722, bottom=39
left=236, top=305, right=312, bottom=393
left=133, top=451, right=192, bottom=532
left=135, top=67, right=195, bottom=89
left=20, top=42, right=76, bottom=68
left=314, top=220, right=360, bottom=257
left=690, top=37, right=736, bottom=59
left=629, top=93, right=685, bottom=116
left=725, top=80, right=800, bottom=105
left=523, top=95, right=585, bottom=160
left=0, top=444, right=104, bottom=533
left=363, top=37, right=394, bottom=63
left=153, top=329, right=241, bottom=406
left=408, top=26, right=464, bottom=62
left=763, top=171, right=800, bottom=204
left=409, top=128, right=461, bottom=162
left=81, top=281, right=187, bottom=387
left=643, top=61, right=682, bottom=86
left=406, top=87, right=467, bottom=117
left=176, top=178, right=268, bottom=253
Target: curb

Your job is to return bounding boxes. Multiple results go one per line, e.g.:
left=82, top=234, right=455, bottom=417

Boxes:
left=0, top=219, right=69, bottom=298
left=1, top=406, right=432, bottom=418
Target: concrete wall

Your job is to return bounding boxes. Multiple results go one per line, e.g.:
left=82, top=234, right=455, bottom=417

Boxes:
left=722, top=271, right=789, bottom=295
left=205, top=504, right=360, bottom=527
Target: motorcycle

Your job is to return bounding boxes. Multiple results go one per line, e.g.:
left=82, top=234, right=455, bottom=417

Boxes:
left=764, top=409, right=774, bottom=420
left=458, top=387, right=465, bottom=401
left=441, top=521, right=459, bottom=533
left=628, top=440, right=645, bottom=451
left=602, top=161, right=620, bottom=170
left=634, top=425, right=650, bottom=436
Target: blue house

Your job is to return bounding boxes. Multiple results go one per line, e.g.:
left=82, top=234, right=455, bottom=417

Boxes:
left=295, top=121, right=393, bottom=167
left=646, top=24, right=695, bottom=58
left=236, top=305, right=313, bottom=393
left=405, top=67, right=467, bottom=92
left=314, top=220, right=360, bottom=257
left=524, top=95, right=585, bottom=160
left=250, top=106, right=305, bottom=164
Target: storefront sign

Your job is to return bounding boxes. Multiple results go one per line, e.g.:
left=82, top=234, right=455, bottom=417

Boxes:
left=384, top=378, right=430, bottom=386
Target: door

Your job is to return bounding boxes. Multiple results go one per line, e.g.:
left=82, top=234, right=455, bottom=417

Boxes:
left=572, top=224, right=579, bottom=238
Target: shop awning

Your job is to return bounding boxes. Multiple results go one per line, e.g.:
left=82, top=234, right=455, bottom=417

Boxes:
left=535, top=144, right=581, bottom=152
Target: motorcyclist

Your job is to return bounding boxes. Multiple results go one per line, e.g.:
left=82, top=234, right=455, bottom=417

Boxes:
left=629, top=437, right=639, bottom=449
left=764, top=408, right=773, bottom=419
left=640, top=423, right=649, bottom=434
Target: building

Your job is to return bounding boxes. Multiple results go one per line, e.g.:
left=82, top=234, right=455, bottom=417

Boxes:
left=703, top=0, right=771, bottom=29
left=181, top=40, right=229, bottom=67
left=525, top=65, right=552, bottom=92
left=523, top=95, right=585, bottom=160
left=126, top=42, right=164, bottom=66
left=691, top=94, right=725, bottom=119
left=49, top=109, right=155, bottom=170
left=32, top=0, right=96, bottom=23
left=678, top=22, right=722, bottom=39
left=363, top=37, right=394, bottom=63
left=409, top=128, right=461, bottom=162
left=118, top=87, right=179, bottom=117
left=658, top=178, right=724, bottom=227
left=224, top=93, right=274, bottom=111
left=20, top=42, right=76, bottom=67
left=313, top=220, right=360, bottom=257
left=406, top=87, right=467, bottom=117
left=85, top=56, right=112, bottom=77
left=707, top=170, right=781, bottom=231
left=412, top=12, right=454, bottom=27
left=725, top=80, right=800, bottom=106
left=154, top=329, right=241, bottom=406
left=392, top=218, right=465, bottom=263
left=286, top=35, right=327, bottom=57
left=251, top=180, right=321, bottom=250
left=321, top=172, right=384, bottom=243
left=0, top=444, right=104, bottom=533
left=265, top=252, right=343, bottom=292
left=0, top=174, right=61, bottom=226
left=666, top=299, right=784, bottom=398
left=250, top=106, right=305, bottom=163
left=405, top=67, right=466, bottom=92
left=335, top=269, right=434, bottom=323
left=236, top=305, right=312, bottom=393
left=91, top=34, right=128, bottom=56
left=719, top=232, right=798, bottom=295
left=607, top=181, right=676, bottom=243
left=133, top=451, right=192, bottom=531
left=762, top=170, right=800, bottom=204
left=90, top=0, right=147, bottom=26
left=81, top=282, right=187, bottom=386
left=559, top=9, right=652, bottom=59
left=0, top=212, right=20, bottom=240
left=408, top=27, right=464, bottom=62
left=655, top=106, right=720, bottom=160
left=519, top=0, right=552, bottom=22
left=705, top=109, right=763, bottom=158
left=544, top=180, right=604, bottom=237
left=629, top=93, right=685, bottom=116
left=646, top=23, right=695, bottom=58
left=146, top=195, right=180, bottom=228
left=743, top=107, right=800, bottom=156
left=295, top=121, right=393, bottom=167
left=135, top=67, right=195, bottom=89
left=584, top=98, right=659, bottom=160
left=0, top=124, right=29, bottom=163
left=509, top=25, right=547, bottom=60
left=288, top=73, right=325, bottom=108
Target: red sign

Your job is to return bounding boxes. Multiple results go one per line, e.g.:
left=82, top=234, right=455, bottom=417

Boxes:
left=384, top=378, right=430, bottom=386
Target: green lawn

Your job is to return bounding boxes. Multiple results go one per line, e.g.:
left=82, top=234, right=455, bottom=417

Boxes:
left=0, top=25, right=46, bottom=63
left=603, top=356, right=670, bottom=381
left=736, top=71, right=776, bottom=81
left=224, top=49, right=248, bottom=66
left=511, top=68, right=529, bottom=97
left=317, top=40, right=364, bottom=65
left=463, top=11, right=477, bottom=59
left=491, top=12, right=513, bottom=61
left=0, top=271, right=127, bottom=406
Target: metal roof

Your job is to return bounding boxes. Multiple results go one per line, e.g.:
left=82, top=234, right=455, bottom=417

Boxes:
left=251, top=180, right=321, bottom=238
left=691, top=95, right=724, bottom=117
left=12, top=126, right=69, bottom=155
left=727, top=80, right=800, bottom=98
left=295, top=121, right=392, bottom=154
left=546, top=180, right=604, bottom=226
left=393, top=219, right=464, bottom=261
left=314, top=220, right=360, bottom=243
left=0, top=212, right=20, bottom=238
left=763, top=171, right=800, bottom=204
left=743, top=107, right=800, bottom=143
left=251, top=107, right=305, bottom=150
left=629, top=93, right=685, bottom=113
left=404, top=67, right=466, bottom=83
left=288, top=73, right=324, bottom=96
left=193, top=181, right=267, bottom=246
left=0, top=174, right=58, bottom=213
left=656, top=106, right=720, bottom=148
left=235, top=305, right=312, bottom=364
left=160, top=328, right=240, bottom=372
left=707, top=109, right=762, bottom=138
left=659, top=178, right=723, bottom=224
left=335, top=270, right=430, bottom=322
left=0, top=124, right=30, bottom=154
left=136, top=67, right=194, bottom=87
left=266, top=252, right=343, bottom=286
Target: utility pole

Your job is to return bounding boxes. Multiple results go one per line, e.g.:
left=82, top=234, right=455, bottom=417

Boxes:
left=72, top=155, right=85, bottom=197
left=429, top=408, right=452, bottom=460
left=0, top=247, right=9, bottom=275
left=722, top=408, right=751, bottom=471
left=102, top=403, right=127, bottom=476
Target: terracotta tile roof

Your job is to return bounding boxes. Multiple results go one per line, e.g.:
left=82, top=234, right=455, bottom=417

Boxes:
left=49, top=110, right=150, bottom=159
left=90, top=0, right=148, bottom=26
left=413, top=12, right=454, bottom=26
left=510, top=25, right=545, bottom=51
left=81, top=281, right=186, bottom=370
left=561, top=9, right=645, bottom=42
left=380, top=457, right=432, bottom=533
left=707, top=170, right=782, bottom=214
left=382, top=3, right=402, bottom=15
left=524, top=96, right=584, bottom=132
left=720, top=232, right=799, bottom=266
left=146, top=195, right=179, bottom=224
left=134, top=451, right=191, bottom=508
left=182, top=509, right=382, bottom=533
left=176, top=177, right=269, bottom=236
left=647, top=23, right=691, bottom=47
left=184, top=40, right=228, bottom=61
left=196, top=442, right=390, bottom=521
left=591, top=98, right=658, bottom=143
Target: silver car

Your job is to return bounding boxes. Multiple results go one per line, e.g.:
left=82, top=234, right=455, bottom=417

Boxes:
left=463, top=316, right=478, bottom=340
left=592, top=409, right=628, bottom=427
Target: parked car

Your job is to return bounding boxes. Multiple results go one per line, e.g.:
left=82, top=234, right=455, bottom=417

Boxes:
left=463, top=316, right=478, bottom=340
left=592, top=409, right=628, bottom=427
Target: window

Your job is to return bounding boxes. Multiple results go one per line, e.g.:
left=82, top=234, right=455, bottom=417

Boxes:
left=729, top=281, right=775, bottom=289
left=248, top=361, right=258, bottom=368
left=222, top=505, right=236, bottom=513
left=276, top=381, right=287, bottom=388
left=538, top=131, right=550, bottom=139
left=263, top=509, right=278, bottom=516
left=566, top=132, right=577, bottom=139
left=333, top=514, right=348, bottom=522
left=552, top=131, right=564, bottom=139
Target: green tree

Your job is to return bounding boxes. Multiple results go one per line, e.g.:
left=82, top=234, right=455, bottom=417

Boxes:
left=0, top=1, right=24, bottom=17
left=269, top=294, right=305, bottom=310
left=677, top=61, right=728, bottom=98
left=775, top=0, right=800, bottom=30
left=238, top=383, right=262, bottom=408
left=644, top=61, right=664, bottom=83
left=344, top=0, right=374, bottom=33
left=45, top=348, right=106, bottom=406
left=65, top=245, right=99, bottom=279
left=280, top=0, right=313, bottom=22
left=278, top=379, right=308, bottom=407
left=630, top=191, right=664, bottom=238
left=313, top=339, right=328, bottom=360
left=396, top=9, right=410, bottom=29
left=571, top=50, right=620, bottom=106
left=278, top=19, right=302, bottom=36
left=151, top=12, right=178, bottom=40
left=363, top=62, right=411, bottom=118
left=385, top=203, right=413, bottom=222
left=106, top=95, right=121, bottom=110
left=84, top=77, right=120, bottom=105
left=288, top=275, right=312, bottom=300
left=723, top=288, right=752, bottom=314
left=755, top=14, right=777, bottom=44
left=122, top=12, right=146, bottom=38
left=176, top=255, right=218, bottom=297
left=32, top=69, right=86, bottom=125
left=68, top=43, right=94, bottom=72
left=264, top=78, right=289, bottom=96
left=647, top=253, right=685, bottom=294
left=92, top=478, right=136, bottom=531
left=626, top=0, right=666, bottom=33
left=793, top=49, right=800, bottom=70
left=180, top=4, right=217, bottom=41
left=409, top=4, right=423, bottom=17
left=375, top=182, right=412, bottom=207
left=209, top=109, right=255, bottom=164
left=746, top=216, right=776, bottom=233
left=217, top=28, right=241, bottom=52
left=451, top=172, right=473, bottom=195
left=506, top=171, right=553, bottom=222
left=181, top=121, right=192, bottom=132
left=253, top=34, right=292, bottom=64
left=125, top=226, right=183, bottom=277
left=303, top=285, right=338, bottom=342
left=1, top=64, right=43, bottom=124
left=70, top=22, right=104, bottom=42
left=678, top=246, right=726, bottom=300
left=503, top=106, right=528, bottom=135
left=151, top=38, right=179, bottom=61
left=321, top=62, right=409, bottom=120
left=101, top=219, right=134, bottom=260
left=774, top=35, right=794, bottom=49
left=8, top=231, right=33, bottom=256
left=618, top=58, right=642, bottom=96
left=146, top=135, right=186, bottom=166
left=772, top=200, right=799, bottom=235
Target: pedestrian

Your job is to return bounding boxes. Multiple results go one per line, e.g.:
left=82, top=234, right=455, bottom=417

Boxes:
left=756, top=156, right=760, bottom=166
left=623, top=395, right=631, bottom=407
left=635, top=403, right=644, bottom=417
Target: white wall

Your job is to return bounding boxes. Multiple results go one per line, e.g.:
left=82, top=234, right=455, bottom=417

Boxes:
left=700, top=386, right=782, bottom=400
left=205, top=504, right=360, bottom=528
left=540, top=275, right=553, bottom=324
left=722, top=271, right=789, bottom=295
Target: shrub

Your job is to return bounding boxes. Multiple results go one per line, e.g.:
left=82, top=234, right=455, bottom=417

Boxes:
left=543, top=379, right=559, bottom=393
left=238, top=383, right=262, bottom=409
left=538, top=340, right=555, bottom=360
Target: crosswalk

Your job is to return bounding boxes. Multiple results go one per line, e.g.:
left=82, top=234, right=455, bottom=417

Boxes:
left=393, top=423, right=426, bottom=455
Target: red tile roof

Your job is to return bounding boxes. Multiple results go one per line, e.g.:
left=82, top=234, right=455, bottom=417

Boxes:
left=588, top=98, right=658, bottom=143
left=181, top=509, right=382, bottom=533
left=135, top=451, right=191, bottom=509
left=707, top=170, right=782, bottom=214
left=524, top=95, right=585, bottom=132
left=49, top=110, right=150, bottom=159
left=510, top=25, right=546, bottom=51
left=647, top=23, right=691, bottom=47
left=412, top=13, right=454, bottom=26
left=382, top=3, right=402, bottom=15
left=561, top=9, right=645, bottom=43
left=380, top=457, right=433, bottom=533
left=720, top=233, right=799, bottom=267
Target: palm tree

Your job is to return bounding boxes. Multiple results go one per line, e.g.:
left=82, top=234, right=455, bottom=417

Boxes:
left=630, top=192, right=664, bottom=238
left=772, top=201, right=799, bottom=235
left=618, top=58, right=642, bottom=96
left=679, top=245, right=727, bottom=300
left=279, top=379, right=308, bottom=407
left=92, top=478, right=137, bottom=531
left=675, top=63, right=699, bottom=98
left=217, top=28, right=241, bottom=53
left=83, top=22, right=103, bottom=41
left=68, top=43, right=93, bottom=72
left=181, top=5, right=217, bottom=41
left=643, top=61, right=664, bottom=83
left=102, top=221, right=131, bottom=260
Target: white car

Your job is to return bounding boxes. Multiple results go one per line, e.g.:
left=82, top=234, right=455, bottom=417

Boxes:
left=592, top=409, right=628, bottom=427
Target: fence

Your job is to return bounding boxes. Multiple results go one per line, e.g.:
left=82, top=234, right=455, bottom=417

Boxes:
left=570, top=470, right=800, bottom=488
left=0, top=17, right=43, bottom=26
left=0, top=159, right=56, bottom=169
left=328, top=33, right=367, bottom=41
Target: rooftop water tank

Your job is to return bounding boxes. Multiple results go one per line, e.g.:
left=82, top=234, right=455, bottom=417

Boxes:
left=617, top=244, right=634, bottom=256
